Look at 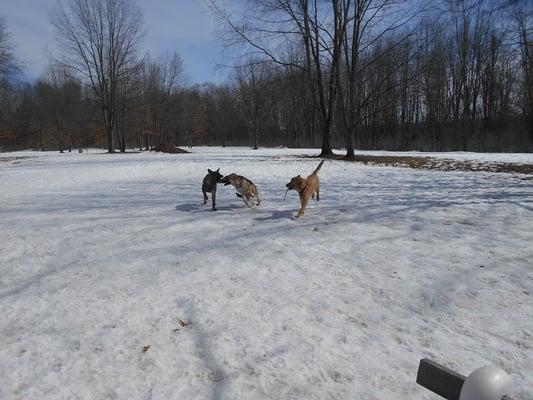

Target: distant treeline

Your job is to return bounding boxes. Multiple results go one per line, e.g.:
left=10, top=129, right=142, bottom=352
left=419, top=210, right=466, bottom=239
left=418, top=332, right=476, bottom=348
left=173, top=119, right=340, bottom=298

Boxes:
left=0, top=0, right=531, bottom=154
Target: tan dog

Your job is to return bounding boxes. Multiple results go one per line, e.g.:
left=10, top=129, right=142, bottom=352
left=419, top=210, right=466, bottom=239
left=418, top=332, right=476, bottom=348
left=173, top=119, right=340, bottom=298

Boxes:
left=221, top=173, right=261, bottom=208
left=285, top=160, right=324, bottom=218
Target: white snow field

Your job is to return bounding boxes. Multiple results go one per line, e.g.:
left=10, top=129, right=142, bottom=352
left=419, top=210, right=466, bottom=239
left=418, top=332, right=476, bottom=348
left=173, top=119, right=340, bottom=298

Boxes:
left=1, top=147, right=532, bottom=400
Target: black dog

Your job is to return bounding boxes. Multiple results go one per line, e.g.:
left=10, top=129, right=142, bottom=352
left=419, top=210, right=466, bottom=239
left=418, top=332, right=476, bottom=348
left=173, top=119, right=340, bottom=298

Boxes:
left=202, top=168, right=224, bottom=211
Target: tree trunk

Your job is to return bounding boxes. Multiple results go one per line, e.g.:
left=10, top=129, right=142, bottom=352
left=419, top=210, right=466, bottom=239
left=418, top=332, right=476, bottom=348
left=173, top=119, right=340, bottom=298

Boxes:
left=253, top=127, right=258, bottom=150
left=319, top=119, right=333, bottom=156
left=344, top=124, right=355, bottom=159
left=106, top=123, right=114, bottom=153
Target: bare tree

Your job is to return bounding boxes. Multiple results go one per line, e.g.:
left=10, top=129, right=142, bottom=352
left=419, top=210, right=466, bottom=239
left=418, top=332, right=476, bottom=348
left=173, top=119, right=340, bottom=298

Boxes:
left=0, top=19, right=21, bottom=79
left=234, top=62, right=273, bottom=149
left=206, top=0, right=345, bottom=156
left=51, top=0, right=144, bottom=153
left=510, top=0, right=532, bottom=141
left=184, top=86, right=208, bottom=148
left=144, top=51, right=185, bottom=147
left=0, top=19, right=21, bottom=151
left=34, top=65, right=84, bottom=152
left=3, top=0, right=531, bottom=153
left=332, top=0, right=428, bottom=157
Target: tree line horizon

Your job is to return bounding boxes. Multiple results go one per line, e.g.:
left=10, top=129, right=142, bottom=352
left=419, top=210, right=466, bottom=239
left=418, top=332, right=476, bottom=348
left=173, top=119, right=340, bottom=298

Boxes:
left=0, top=0, right=531, bottom=155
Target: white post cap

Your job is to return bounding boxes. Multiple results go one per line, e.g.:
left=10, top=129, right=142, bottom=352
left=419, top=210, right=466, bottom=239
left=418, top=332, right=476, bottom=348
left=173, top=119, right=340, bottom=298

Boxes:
left=459, top=365, right=512, bottom=400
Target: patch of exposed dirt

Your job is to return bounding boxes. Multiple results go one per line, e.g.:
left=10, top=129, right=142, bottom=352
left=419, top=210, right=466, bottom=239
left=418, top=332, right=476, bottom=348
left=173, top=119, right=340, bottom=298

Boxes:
left=153, top=144, right=190, bottom=154
left=0, top=156, right=33, bottom=165
left=307, top=154, right=533, bottom=175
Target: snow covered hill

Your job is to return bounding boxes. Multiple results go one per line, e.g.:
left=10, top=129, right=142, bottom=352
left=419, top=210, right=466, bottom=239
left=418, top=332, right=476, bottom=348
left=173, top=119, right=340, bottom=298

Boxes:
left=1, top=147, right=531, bottom=399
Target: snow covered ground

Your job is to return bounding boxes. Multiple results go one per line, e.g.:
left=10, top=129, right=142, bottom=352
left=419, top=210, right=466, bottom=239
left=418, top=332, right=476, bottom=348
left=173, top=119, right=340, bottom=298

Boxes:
left=1, top=147, right=532, bottom=400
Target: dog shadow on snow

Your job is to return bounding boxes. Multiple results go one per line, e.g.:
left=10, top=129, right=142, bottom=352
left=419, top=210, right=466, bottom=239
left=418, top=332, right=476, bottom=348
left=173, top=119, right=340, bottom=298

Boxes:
left=175, top=202, right=243, bottom=213
left=175, top=202, right=296, bottom=220
left=253, top=210, right=294, bottom=221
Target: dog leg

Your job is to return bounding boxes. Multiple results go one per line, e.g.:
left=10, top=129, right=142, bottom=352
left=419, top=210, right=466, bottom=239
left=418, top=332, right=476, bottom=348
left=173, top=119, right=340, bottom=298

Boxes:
left=203, top=190, right=208, bottom=205
left=253, top=188, right=261, bottom=206
left=212, top=191, right=217, bottom=211
left=247, top=195, right=257, bottom=209
left=296, top=194, right=308, bottom=218
left=316, top=185, right=320, bottom=201
left=243, top=196, right=252, bottom=208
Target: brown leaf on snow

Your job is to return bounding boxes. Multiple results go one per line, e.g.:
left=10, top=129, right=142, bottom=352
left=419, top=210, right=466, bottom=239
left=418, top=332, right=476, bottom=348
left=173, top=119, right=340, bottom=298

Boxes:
left=142, top=345, right=150, bottom=353
left=179, top=319, right=189, bottom=327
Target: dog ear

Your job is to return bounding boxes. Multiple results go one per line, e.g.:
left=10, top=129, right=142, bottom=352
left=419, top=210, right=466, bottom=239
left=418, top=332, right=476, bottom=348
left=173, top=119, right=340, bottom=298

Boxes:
left=208, top=169, right=213, bottom=174
left=216, top=168, right=220, bottom=172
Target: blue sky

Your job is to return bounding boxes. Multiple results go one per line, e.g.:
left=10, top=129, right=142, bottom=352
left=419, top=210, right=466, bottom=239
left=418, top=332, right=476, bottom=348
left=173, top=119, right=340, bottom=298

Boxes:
left=0, top=0, right=230, bottom=84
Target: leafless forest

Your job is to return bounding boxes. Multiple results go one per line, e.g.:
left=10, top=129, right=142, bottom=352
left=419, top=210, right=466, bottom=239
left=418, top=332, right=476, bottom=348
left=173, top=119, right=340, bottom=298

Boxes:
left=0, top=0, right=531, bottom=155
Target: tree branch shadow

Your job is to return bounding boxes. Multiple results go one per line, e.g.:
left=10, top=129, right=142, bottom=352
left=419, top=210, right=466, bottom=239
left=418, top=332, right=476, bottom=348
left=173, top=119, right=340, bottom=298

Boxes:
left=177, top=298, right=227, bottom=400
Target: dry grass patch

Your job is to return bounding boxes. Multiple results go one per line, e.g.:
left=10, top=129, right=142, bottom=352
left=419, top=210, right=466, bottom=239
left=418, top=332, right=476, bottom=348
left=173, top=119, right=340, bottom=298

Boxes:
left=310, top=154, right=533, bottom=175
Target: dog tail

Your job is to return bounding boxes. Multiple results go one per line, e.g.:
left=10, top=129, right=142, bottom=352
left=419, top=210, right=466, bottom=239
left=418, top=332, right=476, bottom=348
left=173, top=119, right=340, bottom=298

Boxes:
left=311, top=160, right=325, bottom=175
